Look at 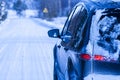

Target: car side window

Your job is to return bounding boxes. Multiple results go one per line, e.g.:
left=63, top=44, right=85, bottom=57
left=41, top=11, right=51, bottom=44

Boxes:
left=73, top=7, right=88, bottom=49
left=61, top=5, right=88, bottom=50
left=61, top=5, right=82, bottom=36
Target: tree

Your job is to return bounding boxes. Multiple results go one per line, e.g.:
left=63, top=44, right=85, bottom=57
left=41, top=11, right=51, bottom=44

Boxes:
left=39, top=0, right=61, bottom=19
left=13, top=0, right=27, bottom=11
left=4, top=0, right=81, bottom=18
left=13, top=0, right=27, bottom=16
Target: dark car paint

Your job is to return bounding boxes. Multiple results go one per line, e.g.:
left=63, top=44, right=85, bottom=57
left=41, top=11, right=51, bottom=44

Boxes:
left=48, top=0, right=120, bottom=80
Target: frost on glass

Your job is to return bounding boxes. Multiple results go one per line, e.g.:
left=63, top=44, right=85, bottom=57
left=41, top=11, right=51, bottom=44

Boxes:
left=97, top=16, right=120, bottom=53
left=90, top=9, right=120, bottom=59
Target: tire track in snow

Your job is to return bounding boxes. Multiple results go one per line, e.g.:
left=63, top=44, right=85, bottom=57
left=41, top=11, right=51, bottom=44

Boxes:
left=0, top=43, right=18, bottom=80
left=5, top=43, right=23, bottom=80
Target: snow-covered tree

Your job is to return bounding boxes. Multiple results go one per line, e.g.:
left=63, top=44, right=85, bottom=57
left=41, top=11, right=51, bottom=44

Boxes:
left=5, top=0, right=81, bottom=18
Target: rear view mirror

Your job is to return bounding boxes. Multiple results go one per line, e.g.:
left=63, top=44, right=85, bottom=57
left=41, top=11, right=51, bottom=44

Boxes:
left=48, top=29, right=60, bottom=38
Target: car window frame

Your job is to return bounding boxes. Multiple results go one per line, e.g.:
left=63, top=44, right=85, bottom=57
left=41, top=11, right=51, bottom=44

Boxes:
left=61, top=5, right=82, bottom=36
left=61, top=4, right=88, bottom=50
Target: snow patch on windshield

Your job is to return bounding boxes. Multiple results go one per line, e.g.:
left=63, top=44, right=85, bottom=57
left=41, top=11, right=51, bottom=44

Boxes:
left=90, top=9, right=104, bottom=42
left=89, top=9, right=120, bottom=59
left=97, top=15, right=120, bottom=54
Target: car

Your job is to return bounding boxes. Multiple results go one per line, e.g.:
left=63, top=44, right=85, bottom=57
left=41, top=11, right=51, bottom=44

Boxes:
left=48, top=0, right=120, bottom=80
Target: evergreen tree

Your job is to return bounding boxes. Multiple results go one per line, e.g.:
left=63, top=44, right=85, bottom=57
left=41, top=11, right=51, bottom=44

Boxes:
left=13, top=0, right=27, bottom=12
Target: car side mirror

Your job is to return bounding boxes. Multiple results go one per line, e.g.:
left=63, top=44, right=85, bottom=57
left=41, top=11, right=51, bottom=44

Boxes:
left=48, top=29, right=60, bottom=38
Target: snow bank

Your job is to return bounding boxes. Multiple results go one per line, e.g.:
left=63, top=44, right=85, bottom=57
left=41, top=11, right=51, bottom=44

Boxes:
left=51, top=17, right=67, bottom=29
left=25, top=10, right=38, bottom=18
left=7, top=10, right=18, bottom=18
left=7, top=10, right=38, bottom=18
left=33, top=17, right=67, bottom=30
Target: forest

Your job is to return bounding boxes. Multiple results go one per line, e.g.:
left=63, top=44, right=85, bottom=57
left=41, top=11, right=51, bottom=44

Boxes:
left=4, top=0, right=80, bottom=18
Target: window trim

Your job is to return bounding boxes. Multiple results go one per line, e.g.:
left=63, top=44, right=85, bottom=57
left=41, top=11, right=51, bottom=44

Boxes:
left=61, top=4, right=89, bottom=50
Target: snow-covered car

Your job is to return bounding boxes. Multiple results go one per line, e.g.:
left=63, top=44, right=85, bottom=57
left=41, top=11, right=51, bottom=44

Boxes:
left=48, top=0, right=120, bottom=80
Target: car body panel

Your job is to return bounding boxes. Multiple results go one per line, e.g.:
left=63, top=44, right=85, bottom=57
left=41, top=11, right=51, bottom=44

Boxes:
left=48, top=0, right=120, bottom=80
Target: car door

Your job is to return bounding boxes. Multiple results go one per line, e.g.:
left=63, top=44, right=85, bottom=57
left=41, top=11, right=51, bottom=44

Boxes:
left=56, top=4, right=88, bottom=74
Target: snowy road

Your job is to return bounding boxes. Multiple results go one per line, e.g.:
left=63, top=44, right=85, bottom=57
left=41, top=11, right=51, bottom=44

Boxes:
left=0, top=17, right=58, bottom=80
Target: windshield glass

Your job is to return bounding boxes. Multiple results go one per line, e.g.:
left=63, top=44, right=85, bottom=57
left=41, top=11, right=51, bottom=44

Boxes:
left=90, top=9, right=120, bottom=59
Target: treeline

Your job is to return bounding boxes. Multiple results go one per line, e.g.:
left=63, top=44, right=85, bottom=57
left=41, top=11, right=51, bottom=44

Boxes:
left=39, top=0, right=80, bottom=18
left=5, top=0, right=80, bottom=18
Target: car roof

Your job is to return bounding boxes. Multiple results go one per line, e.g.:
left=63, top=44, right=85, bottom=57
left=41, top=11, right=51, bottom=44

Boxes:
left=76, top=0, right=120, bottom=12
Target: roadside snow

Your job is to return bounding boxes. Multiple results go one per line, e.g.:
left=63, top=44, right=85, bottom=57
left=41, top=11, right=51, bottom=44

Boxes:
left=7, top=10, right=67, bottom=30
left=7, top=10, right=38, bottom=18
left=48, top=17, right=67, bottom=29
left=7, top=10, right=17, bottom=18
left=32, top=17, right=67, bottom=30
left=25, top=10, right=38, bottom=18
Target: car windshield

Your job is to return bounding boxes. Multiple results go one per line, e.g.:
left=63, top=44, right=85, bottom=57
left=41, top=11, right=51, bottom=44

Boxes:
left=90, top=8, right=120, bottom=59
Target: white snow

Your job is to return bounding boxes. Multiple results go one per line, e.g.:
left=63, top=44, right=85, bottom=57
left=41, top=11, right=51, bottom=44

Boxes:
left=25, top=10, right=38, bottom=18
left=7, top=10, right=38, bottom=18
left=0, top=9, right=67, bottom=80
left=85, top=74, right=120, bottom=80
left=7, top=10, right=17, bottom=18
left=0, top=9, right=119, bottom=80
left=89, top=9, right=120, bottom=60
left=0, top=12, right=63, bottom=80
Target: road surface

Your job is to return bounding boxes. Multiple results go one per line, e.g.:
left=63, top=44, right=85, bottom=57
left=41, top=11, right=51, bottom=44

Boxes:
left=0, top=17, right=57, bottom=80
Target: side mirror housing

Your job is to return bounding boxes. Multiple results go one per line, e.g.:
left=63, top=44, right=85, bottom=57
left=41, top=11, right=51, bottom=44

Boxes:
left=48, top=29, right=60, bottom=38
